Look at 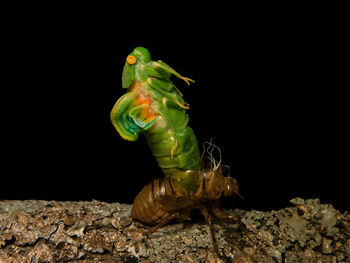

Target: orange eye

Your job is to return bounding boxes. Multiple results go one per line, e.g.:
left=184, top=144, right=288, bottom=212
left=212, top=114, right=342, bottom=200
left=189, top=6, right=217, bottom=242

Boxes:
left=126, top=55, right=136, bottom=65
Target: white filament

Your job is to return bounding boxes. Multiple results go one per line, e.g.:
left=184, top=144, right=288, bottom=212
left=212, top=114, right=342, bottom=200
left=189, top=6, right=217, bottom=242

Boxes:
left=200, top=139, right=222, bottom=171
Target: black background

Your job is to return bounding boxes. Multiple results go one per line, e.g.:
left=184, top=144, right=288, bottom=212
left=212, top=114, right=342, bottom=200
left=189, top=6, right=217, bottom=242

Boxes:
left=2, top=6, right=348, bottom=212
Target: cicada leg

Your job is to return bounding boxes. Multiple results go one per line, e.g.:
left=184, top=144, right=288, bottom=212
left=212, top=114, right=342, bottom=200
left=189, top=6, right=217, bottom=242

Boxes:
left=152, top=60, right=195, bottom=86
left=208, top=200, right=245, bottom=229
left=147, top=213, right=177, bottom=234
left=198, top=205, right=220, bottom=257
left=147, top=210, right=190, bottom=234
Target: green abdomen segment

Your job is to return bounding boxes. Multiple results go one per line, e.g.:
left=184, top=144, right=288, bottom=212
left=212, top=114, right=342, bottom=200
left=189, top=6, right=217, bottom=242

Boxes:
left=144, top=117, right=201, bottom=193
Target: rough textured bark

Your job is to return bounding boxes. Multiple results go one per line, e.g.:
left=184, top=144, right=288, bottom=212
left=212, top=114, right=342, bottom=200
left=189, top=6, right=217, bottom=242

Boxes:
left=0, top=198, right=349, bottom=263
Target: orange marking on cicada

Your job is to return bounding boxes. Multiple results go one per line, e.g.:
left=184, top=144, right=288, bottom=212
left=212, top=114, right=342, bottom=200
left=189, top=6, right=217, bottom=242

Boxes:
left=134, top=95, right=156, bottom=124
left=142, top=104, right=156, bottom=123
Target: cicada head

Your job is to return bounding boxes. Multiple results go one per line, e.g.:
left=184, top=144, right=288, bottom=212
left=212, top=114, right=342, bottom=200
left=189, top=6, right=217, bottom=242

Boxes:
left=122, top=46, right=152, bottom=89
left=223, top=177, right=241, bottom=197
left=217, top=165, right=243, bottom=199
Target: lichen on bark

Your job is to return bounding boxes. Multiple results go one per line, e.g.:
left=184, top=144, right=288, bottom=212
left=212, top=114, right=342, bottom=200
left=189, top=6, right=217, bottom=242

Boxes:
left=0, top=198, right=349, bottom=262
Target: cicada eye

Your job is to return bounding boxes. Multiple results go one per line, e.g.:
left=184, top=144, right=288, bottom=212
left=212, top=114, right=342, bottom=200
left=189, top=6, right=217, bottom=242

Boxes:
left=126, top=55, right=137, bottom=65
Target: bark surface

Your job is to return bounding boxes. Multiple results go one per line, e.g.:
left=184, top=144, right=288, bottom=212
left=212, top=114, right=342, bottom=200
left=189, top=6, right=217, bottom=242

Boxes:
left=0, top=198, right=349, bottom=262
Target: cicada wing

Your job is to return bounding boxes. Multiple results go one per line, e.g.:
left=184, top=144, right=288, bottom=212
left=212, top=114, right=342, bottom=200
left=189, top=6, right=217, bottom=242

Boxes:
left=110, top=92, right=140, bottom=141
left=111, top=92, right=156, bottom=141
left=129, top=104, right=156, bottom=130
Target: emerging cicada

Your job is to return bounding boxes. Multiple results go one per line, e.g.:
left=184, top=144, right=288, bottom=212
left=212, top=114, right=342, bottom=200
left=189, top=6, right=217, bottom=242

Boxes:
left=111, top=47, right=243, bottom=256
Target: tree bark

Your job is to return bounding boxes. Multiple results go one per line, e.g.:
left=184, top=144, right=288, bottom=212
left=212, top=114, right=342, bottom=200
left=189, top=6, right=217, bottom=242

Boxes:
left=0, top=198, right=349, bottom=263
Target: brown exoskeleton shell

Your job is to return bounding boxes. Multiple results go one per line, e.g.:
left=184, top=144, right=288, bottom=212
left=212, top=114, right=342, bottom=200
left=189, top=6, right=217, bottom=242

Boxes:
left=131, top=165, right=242, bottom=256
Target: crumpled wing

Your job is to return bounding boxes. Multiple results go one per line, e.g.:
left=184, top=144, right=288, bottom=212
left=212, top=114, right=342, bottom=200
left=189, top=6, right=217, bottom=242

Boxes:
left=110, top=92, right=156, bottom=141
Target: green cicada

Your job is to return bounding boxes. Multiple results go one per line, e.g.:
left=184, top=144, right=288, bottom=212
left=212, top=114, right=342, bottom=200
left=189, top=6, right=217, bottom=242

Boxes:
left=111, top=46, right=200, bottom=193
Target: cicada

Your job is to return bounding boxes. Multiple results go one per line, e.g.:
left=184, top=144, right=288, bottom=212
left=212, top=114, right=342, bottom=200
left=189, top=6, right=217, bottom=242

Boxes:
left=110, top=47, right=242, bottom=256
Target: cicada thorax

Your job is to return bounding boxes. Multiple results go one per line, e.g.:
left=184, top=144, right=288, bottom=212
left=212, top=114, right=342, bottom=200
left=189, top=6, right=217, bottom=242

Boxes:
left=196, top=166, right=241, bottom=200
left=196, top=169, right=225, bottom=200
